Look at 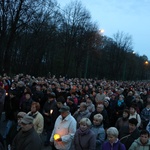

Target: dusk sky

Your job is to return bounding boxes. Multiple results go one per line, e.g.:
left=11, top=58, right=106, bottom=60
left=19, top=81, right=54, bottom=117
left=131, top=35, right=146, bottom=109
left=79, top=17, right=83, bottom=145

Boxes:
left=57, top=0, right=150, bottom=59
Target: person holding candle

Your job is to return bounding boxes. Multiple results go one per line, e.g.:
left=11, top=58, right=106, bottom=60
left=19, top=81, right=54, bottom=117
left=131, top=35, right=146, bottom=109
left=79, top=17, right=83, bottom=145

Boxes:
left=50, top=105, right=77, bottom=150
left=43, top=92, right=59, bottom=146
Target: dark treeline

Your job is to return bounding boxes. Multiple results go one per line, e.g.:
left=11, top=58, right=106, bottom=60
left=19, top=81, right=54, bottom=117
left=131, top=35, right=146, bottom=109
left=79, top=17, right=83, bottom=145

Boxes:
left=0, top=0, right=149, bottom=80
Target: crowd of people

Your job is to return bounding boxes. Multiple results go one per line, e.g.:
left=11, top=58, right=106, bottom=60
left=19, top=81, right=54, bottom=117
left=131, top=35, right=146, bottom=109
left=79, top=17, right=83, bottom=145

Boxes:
left=0, top=73, right=150, bottom=150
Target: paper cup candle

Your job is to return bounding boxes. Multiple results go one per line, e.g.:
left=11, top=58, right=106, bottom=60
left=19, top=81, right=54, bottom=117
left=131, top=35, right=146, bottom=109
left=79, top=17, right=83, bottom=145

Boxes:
left=54, top=134, right=60, bottom=140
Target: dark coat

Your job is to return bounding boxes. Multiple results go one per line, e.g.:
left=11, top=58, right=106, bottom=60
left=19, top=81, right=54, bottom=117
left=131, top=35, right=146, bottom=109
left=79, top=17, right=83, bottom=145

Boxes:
left=11, top=127, right=42, bottom=150
left=43, top=100, right=60, bottom=130
left=73, top=128, right=96, bottom=150
left=90, top=109, right=109, bottom=129
left=119, top=126, right=140, bottom=150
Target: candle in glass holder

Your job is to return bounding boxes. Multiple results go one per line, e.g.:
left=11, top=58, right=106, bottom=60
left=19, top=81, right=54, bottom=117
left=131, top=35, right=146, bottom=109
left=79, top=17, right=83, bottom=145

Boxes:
left=54, top=134, right=60, bottom=140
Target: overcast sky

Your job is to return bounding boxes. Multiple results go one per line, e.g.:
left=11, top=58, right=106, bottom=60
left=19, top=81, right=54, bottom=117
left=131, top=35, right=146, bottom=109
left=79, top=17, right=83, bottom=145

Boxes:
left=57, top=0, right=150, bottom=59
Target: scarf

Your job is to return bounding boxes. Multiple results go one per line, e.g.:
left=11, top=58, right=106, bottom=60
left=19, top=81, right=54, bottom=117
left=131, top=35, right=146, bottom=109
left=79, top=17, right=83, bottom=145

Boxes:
left=117, top=100, right=124, bottom=107
left=78, top=127, right=90, bottom=136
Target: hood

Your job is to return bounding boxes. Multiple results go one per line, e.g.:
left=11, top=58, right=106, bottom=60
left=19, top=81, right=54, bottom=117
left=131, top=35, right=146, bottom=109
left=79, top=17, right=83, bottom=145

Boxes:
left=135, top=138, right=150, bottom=146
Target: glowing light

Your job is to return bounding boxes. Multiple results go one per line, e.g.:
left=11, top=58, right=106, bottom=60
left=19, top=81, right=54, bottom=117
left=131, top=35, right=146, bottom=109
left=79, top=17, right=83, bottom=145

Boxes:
left=145, top=61, right=149, bottom=65
left=99, top=29, right=105, bottom=34
left=54, top=134, right=60, bottom=140
left=50, top=109, right=53, bottom=114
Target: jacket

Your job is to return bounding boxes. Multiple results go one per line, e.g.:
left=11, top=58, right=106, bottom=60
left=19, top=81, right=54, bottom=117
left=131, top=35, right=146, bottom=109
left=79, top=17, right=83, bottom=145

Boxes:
left=11, top=127, right=42, bottom=150
left=73, top=128, right=96, bottom=150
left=102, top=140, right=126, bottom=150
left=129, top=138, right=150, bottom=150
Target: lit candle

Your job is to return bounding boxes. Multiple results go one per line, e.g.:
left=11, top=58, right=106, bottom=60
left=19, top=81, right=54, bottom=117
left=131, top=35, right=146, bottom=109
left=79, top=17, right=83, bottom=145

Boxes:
left=54, top=134, right=60, bottom=140
left=50, top=109, right=53, bottom=114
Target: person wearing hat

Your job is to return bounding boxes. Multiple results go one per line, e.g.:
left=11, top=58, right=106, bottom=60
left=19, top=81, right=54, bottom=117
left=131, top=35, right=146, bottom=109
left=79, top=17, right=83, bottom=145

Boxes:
left=6, top=112, right=26, bottom=149
left=119, top=118, right=140, bottom=150
left=50, top=105, right=77, bottom=150
left=11, top=114, right=42, bottom=150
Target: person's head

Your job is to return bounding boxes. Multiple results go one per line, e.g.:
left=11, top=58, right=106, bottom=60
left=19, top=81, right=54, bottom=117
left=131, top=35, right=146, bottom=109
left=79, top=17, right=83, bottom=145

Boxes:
left=79, top=102, right=87, bottom=112
left=31, top=102, right=40, bottom=113
left=20, top=115, right=34, bottom=132
left=134, top=94, right=141, bottom=102
left=93, top=114, right=103, bottom=126
left=9, top=90, right=16, bottom=98
left=123, top=109, right=130, bottom=119
left=25, top=92, right=31, bottom=100
left=129, top=104, right=137, bottom=114
left=79, top=118, right=92, bottom=131
left=59, top=105, right=70, bottom=118
left=107, top=127, right=119, bottom=144
left=86, top=97, right=92, bottom=106
left=128, top=91, right=133, bottom=96
left=96, top=104, right=104, bottom=113
left=24, top=87, right=31, bottom=94
left=47, top=92, right=56, bottom=102
left=140, top=130, right=149, bottom=144
left=128, top=118, right=138, bottom=132
left=119, top=94, right=124, bottom=100
left=146, top=102, right=150, bottom=108
left=17, top=112, right=26, bottom=125
left=56, top=96, right=66, bottom=108
left=98, top=88, right=103, bottom=94
left=67, top=96, right=74, bottom=105
left=104, top=97, right=110, bottom=107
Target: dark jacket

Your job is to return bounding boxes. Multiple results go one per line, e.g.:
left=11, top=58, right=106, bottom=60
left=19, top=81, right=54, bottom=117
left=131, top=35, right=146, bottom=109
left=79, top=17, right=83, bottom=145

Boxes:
left=11, top=127, right=42, bottom=150
left=20, top=98, right=33, bottom=113
left=43, top=100, right=59, bottom=130
left=119, top=126, right=140, bottom=150
left=90, top=109, right=109, bottom=129
left=73, top=128, right=96, bottom=150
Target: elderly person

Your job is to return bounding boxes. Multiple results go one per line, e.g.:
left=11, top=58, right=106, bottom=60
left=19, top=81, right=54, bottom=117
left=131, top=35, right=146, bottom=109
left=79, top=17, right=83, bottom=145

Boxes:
left=91, top=114, right=105, bottom=150
left=73, top=118, right=96, bottom=150
left=6, top=112, right=26, bottom=149
left=102, top=127, right=126, bottom=150
left=73, top=102, right=91, bottom=128
left=50, top=105, right=76, bottom=150
left=90, top=104, right=109, bottom=129
left=27, top=102, right=44, bottom=136
left=11, top=115, right=42, bottom=150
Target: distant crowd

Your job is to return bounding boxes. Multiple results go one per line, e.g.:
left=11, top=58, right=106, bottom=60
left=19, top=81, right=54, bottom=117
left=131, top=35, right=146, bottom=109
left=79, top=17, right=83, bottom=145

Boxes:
left=0, top=73, right=150, bottom=150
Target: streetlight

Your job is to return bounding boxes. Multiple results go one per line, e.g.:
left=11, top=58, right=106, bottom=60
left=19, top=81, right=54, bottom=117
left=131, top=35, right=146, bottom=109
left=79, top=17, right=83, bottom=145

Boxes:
left=145, top=61, right=149, bottom=65
left=99, top=29, right=105, bottom=35
left=144, top=60, right=149, bottom=79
